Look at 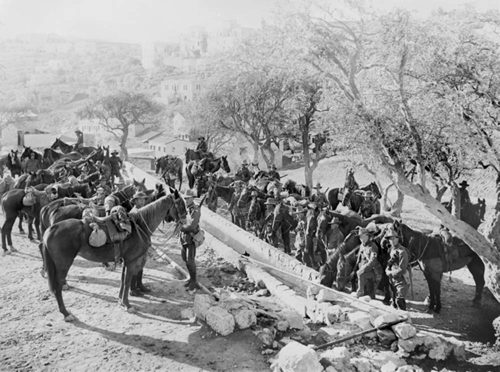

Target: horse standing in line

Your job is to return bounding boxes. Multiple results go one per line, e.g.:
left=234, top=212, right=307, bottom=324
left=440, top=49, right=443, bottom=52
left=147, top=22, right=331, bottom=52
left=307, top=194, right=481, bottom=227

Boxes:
left=42, top=191, right=187, bottom=321
left=155, top=155, right=183, bottom=190
left=381, top=221, right=485, bottom=313
left=6, top=150, right=23, bottom=177
left=51, top=137, right=96, bottom=156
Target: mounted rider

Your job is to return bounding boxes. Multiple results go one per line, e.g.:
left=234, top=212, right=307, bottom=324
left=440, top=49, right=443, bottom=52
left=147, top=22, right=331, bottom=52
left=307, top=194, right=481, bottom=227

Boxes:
left=458, top=180, right=471, bottom=207
left=179, top=189, right=203, bottom=291
left=235, top=160, right=252, bottom=183
left=228, top=180, right=245, bottom=227
left=195, top=136, right=213, bottom=160
left=358, top=190, right=379, bottom=218
left=354, top=227, right=383, bottom=298
left=385, top=227, right=410, bottom=310
left=74, top=130, right=84, bottom=151
left=310, top=182, right=328, bottom=208
left=342, top=167, right=359, bottom=204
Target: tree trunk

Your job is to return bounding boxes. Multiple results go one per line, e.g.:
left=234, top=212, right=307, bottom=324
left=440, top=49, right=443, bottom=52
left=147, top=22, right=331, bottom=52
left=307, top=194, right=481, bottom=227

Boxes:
left=301, top=120, right=313, bottom=188
left=435, top=185, right=448, bottom=202
left=451, top=183, right=461, bottom=220
left=120, top=127, right=129, bottom=161
left=388, top=162, right=500, bottom=303
left=391, top=189, right=404, bottom=218
left=251, top=142, right=259, bottom=164
left=382, top=183, right=394, bottom=211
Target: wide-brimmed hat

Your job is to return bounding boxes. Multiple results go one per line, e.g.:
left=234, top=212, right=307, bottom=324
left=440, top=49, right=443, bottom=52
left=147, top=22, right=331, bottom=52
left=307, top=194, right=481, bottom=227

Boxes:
left=264, top=198, right=278, bottom=205
left=329, top=216, right=341, bottom=225
left=132, top=191, right=148, bottom=200
left=198, top=136, right=205, bottom=140
left=313, top=182, right=322, bottom=189
left=111, top=150, right=119, bottom=155
left=459, top=180, right=469, bottom=187
left=75, top=129, right=83, bottom=134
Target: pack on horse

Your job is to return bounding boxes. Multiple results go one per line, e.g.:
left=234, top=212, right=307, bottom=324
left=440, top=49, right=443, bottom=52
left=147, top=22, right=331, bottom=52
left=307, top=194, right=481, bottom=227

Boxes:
left=6, top=150, right=23, bottom=177
left=381, top=221, right=485, bottom=313
left=205, top=176, right=235, bottom=212
left=42, top=190, right=187, bottom=321
left=326, top=182, right=382, bottom=212
left=155, top=155, right=183, bottom=190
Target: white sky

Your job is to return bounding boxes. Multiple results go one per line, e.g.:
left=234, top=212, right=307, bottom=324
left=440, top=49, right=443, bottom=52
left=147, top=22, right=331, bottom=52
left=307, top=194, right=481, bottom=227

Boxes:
left=0, top=0, right=499, bottom=43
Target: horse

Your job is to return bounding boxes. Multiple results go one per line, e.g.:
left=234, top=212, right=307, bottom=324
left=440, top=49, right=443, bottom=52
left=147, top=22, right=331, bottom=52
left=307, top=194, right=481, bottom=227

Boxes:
left=270, top=201, right=297, bottom=254
left=199, top=155, right=230, bottom=174
left=42, top=148, right=67, bottom=168
left=42, top=190, right=187, bottom=321
left=26, top=169, right=56, bottom=187
left=51, top=137, right=96, bottom=156
left=20, top=146, right=43, bottom=164
left=283, top=179, right=311, bottom=199
left=6, top=150, right=23, bottom=177
left=1, top=187, right=51, bottom=252
left=443, top=198, right=486, bottom=229
left=316, top=210, right=345, bottom=252
left=104, top=180, right=147, bottom=215
left=247, top=195, right=266, bottom=237
left=185, top=148, right=213, bottom=163
left=155, top=155, right=183, bottom=190
left=327, top=182, right=382, bottom=211
left=382, top=221, right=485, bottom=313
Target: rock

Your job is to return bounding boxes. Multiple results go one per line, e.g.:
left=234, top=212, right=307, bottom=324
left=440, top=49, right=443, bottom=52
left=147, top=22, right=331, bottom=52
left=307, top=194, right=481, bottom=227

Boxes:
left=369, top=308, right=385, bottom=323
left=276, top=320, right=290, bottom=332
left=324, top=367, right=340, bottom=372
left=371, top=313, right=403, bottom=328
left=363, top=351, right=405, bottom=371
left=256, top=288, right=270, bottom=297
left=377, top=329, right=397, bottom=347
left=306, top=285, right=320, bottom=300
left=316, top=289, right=336, bottom=303
left=445, top=336, right=466, bottom=361
left=347, top=311, right=372, bottom=330
left=272, top=341, right=323, bottom=372
left=233, top=309, right=256, bottom=329
left=396, top=366, right=424, bottom=372
left=391, top=323, right=417, bottom=340
left=280, top=310, right=304, bottom=330
left=422, top=334, right=453, bottom=361
left=320, top=346, right=352, bottom=363
left=193, top=294, right=216, bottom=321
left=317, top=304, right=344, bottom=325
left=204, top=306, right=235, bottom=336
left=262, top=349, right=274, bottom=355
left=220, top=299, right=246, bottom=312
left=180, top=308, right=194, bottom=320
left=257, top=328, right=275, bottom=346
left=359, top=295, right=372, bottom=302
left=350, top=357, right=376, bottom=372
left=397, top=335, right=425, bottom=353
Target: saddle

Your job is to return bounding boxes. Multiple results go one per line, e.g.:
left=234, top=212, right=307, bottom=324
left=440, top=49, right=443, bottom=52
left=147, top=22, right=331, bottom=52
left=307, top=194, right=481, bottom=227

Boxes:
left=88, top=213, right=132, bottom=248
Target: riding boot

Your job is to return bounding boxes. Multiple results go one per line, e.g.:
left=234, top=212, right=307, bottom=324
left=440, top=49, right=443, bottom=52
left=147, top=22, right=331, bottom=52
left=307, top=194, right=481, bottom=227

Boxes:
left=396, top=298, right=407, bottom=311
left=186, top=261, right=200, bottom=291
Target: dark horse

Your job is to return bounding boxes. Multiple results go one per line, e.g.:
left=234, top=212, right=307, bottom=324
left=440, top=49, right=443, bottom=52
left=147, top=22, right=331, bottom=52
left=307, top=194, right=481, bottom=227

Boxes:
left=443, top=198, right=486, bottom=230
left=42, top=191, right=187, bottom=321
left=51, top=137, right=96, bottom=156
left=185, top=156, right=230, bottom=190
left=326, top=182, right=382, bottom=211
left=382, top=221, right=485, bottom=313
left=283, top=179, right=311, bottom=199
left=155, top=155, right=183, bottom=190
left=6, top=150, right=23, bottom=177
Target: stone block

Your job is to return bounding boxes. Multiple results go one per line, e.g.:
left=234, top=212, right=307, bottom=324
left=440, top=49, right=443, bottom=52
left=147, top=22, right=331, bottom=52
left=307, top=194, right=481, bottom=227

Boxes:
left=280, top=310, right=304, bottom=330
left=391, top=323, right=417, bottom=340
left=350, top=357, right=376, bottom=372
left=363, top=350, right=405, bottom=371
left=398, top=335, right=425, bottom=353
left=316, top=289, right=337, bottom=303
left=371, top=313, right=402, bottom=328
left=193, top=294, right=216, bottom=321
left=233, top=309, right=256, bottom=330
left=204, top=306, right=235, bottom=336
left=396, top=366, right=424, bottom=372
left=276, top=320, right=290, bottom=332
left=377, top=329, right=397, bottom=346
left=273, top=341, right=323, bottom=372
left=180, top=308, right=194, bottom=320
left=320, top=346, right=352, bottom=363
left=257, top=328, right=275, bottom=346
left=347, top=311, right=372, bottom=330
left=306, top=285, right=320, bottom=300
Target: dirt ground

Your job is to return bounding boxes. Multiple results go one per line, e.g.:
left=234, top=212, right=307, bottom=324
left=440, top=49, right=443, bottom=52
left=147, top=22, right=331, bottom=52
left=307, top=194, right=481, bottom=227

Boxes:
left=0, top=225, right=269, bottom=372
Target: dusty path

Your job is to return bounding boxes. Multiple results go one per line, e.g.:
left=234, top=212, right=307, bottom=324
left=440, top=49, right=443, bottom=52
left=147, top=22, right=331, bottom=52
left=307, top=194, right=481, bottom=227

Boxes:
left=0, top=226, right=269, bottom=372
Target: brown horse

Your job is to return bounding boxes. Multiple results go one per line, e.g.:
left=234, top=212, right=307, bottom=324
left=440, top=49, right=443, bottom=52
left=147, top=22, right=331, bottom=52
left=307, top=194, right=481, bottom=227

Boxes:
left=155, top=155, right=183, bottom=190
left=42, top=190, right=187, bottom=321
left=382, top=221, right=485, bottom=313
left=51, top=137, right=96, bottom=156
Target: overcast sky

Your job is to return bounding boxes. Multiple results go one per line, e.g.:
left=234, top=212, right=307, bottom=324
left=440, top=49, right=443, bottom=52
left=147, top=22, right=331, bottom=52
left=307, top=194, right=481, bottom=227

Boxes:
left=0, top=0, right=499, bottom=43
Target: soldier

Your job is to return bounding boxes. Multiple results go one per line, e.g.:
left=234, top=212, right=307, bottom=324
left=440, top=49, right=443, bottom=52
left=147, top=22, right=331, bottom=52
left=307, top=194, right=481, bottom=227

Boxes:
left=385, top=227, right=410, bottom=310
left=229, top=180, right=245, bottom=227
left=91, top=186, right=107, bottom=206
left=74, top=130, right=84, bottom=151
left=109, top=150, right=124, bottom=185
left=354, top=228, right=383, bottom=298
left=304, top=202, right=319, bottom=268
left=24, top=152, right=41, bottom=174
left=196, top=136, right=208, bottom=158
left=310, top=182, right=328, bottom=208
left=262, top=197, right=278, bottom=244
left=458, top=180, right=471, bottom=206
left=130, top=191, right=149, bottom=212
left=267, top=164, right=280, bottom=181
left=235, top=160, right=252, bottom=182
left=293, top=205, right=308, bottom=261
left=358, top=191, right=379, bottom=218
left=179, top=189, right=202, bottom=291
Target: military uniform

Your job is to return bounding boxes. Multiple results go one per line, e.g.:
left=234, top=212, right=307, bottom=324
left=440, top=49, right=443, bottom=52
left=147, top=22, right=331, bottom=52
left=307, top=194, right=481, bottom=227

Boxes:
left=74, top=130, right=84, bottom=151
left=109, top=152, right=124, bottom=184
left=355, top=230, right=383, bottom=298
left=386, top=235, right=410, bottom=310
left=180, top=195, right=201, bottom=291
left=235, top=164, right=252, bottom=183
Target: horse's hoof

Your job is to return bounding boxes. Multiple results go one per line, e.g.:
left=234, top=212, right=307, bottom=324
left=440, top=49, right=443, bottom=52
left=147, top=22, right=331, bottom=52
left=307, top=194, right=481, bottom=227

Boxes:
left=40, top=268, right=47, bottom=278
left=64, top=314, right=76, bottom=322
left=139, top=286, right=151, bottom=293
left=129, top=290, right=143, bottom=297
left=9, top=246, right=17, bottom=253
left=62, top=284, right=70, bottom=291
left=127, top=306, right=137, bottom=314
left=2, top=250, right=9, bottom=256
left=187, top=282, right=201, bottom=291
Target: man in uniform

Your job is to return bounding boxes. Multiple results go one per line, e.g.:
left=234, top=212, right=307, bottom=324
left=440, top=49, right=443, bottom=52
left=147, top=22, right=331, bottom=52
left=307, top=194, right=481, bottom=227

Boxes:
left=262, top=197, right=278, bottom=244
left=458, top=180, right=471, bottom=207
left=24, top=152, right=41, bottom=174
left=180, top=189, right=202, bottom=291
left=385, top=227, right=410, bottom=310
left=196, top=136, right=208, bottom=158
left=304, top=202, right=319, bottom=268
left=355, top=228, right=383, bottom=298
left=130, top=191, right=149, bottom=212
left=267, top=164, right=280, bottom=181
left=228, top=180, right=245, bottom=227
left=293, top=205, right=308, bottom=262
left=310, top=182, right=328, bottom=208
left=235, top=160, right=252, bottom=182
left=74, top=130, right=84, bottom=151
left=109, top=150, right=124, bottom=185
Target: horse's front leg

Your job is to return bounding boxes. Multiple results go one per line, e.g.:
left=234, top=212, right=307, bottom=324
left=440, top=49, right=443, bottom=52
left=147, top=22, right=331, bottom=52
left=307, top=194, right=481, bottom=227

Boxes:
left=34, top=215, right=42, bottom=241
left=27, top=215, right=34, bottom=241
left=423, top=270, right=436, bottom=313
left=118, top=264, right=126, bottom=301
left=18, top=213, right=25, bottom=234
left=119, top=265, right=134, bottom=311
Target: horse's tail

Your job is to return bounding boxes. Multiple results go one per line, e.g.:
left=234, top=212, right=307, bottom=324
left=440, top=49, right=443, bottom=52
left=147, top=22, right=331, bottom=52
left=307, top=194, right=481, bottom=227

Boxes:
left=42, top=237, right=59, bottom=294
left=177, top=160, right=183, bottom=191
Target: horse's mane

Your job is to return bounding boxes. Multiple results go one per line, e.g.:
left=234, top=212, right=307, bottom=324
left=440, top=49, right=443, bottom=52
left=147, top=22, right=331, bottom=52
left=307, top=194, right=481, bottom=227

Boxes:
left=131, top=195, right=171, bottom=222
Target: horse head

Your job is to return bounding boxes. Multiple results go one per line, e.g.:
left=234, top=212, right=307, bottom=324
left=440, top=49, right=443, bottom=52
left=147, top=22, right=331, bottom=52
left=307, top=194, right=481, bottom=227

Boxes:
left=20, top=147, right=32, bottom=161
left=167, top=186, right=187, bottom=222
left=133, top=178, right=147, bottom=192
